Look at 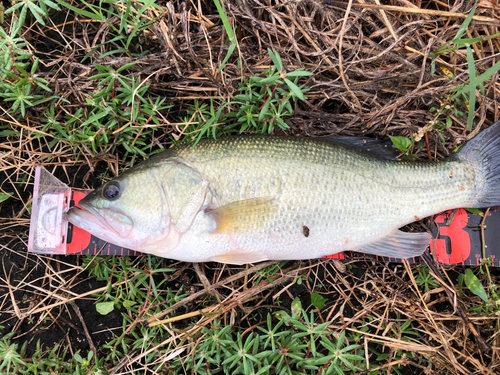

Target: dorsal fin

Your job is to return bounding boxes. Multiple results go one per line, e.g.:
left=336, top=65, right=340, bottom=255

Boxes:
left=324, top=136, right=400, bottom=160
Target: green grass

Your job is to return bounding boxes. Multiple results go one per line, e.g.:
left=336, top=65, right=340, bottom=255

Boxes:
left=389, top=2, right=500, bottom=155
left=430, top=2, right=500, bottom=130
left=0, top=0, right=311, bottom=162
left=179, top=48, right=312, bottom=145
left=1, top=1, right=499, bottom=374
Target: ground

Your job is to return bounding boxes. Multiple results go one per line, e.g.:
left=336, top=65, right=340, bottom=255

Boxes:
left=1, top=0, right=500, bottom=374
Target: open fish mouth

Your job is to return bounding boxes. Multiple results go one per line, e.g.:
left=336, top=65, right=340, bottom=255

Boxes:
left=67, top=203, right=123, bottom=239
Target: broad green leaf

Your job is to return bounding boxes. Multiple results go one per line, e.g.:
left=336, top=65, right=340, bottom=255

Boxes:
left=4, top=2, right=24, bottom=14
left=138, top=0, right=161, bottom=17
left=436, top=4, right=476, bottom=54
left=255, top=76, right=280, bottom=85
left=465, top=208, right=483, bottom=216
left=453, top=5, right=477, bottom=41
left=464, top=269, right=488, bottom=302
left=0, top=193, right=12, bottom=203
left=273, top=311, right=291, bottom=321
left=259, top=99, right=271, bottom=122
left=459, top=59, right=500, bottom=96
left=217, top=43, right=236, bottom=72
left=44, top=0, right=61, bottom=10
left=452, top=36, right=488, bottom=45
left=123, top=300, right=136, bottom=309
left=310, top=292, right=327, bottom=310
left=27, top=1, right=47, bottom=25
left=291, top=297, right=302, bottom=319
left=306, top=354, right=335, bottom=366
left=388, top=135, right=412, bottom=151
left=96, top=301, right=115, bottom=315
left=214, top=0, right=237, bottom=72
left=213, top=0, right=236, bottom=43
left=0, top=130, right=19, bottom=136
left=286, top=70, right=313, bottom=77
left=267, top=49, right=283, bottom=71
left=284, top=78, right=305, bottom=100
left=98, top=49, right=129, bottom=59
left=55, top=0, right=104, bottom=20
left=80, top=108, right=111, bottom=127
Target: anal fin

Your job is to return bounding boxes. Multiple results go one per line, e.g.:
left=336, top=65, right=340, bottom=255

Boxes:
left=357, top=229, right=431, bottom=259
left=210, top=252, right=269, bottom=265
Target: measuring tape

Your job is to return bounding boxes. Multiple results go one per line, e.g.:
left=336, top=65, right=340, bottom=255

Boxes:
left=28, top=167, right=500, bottom=266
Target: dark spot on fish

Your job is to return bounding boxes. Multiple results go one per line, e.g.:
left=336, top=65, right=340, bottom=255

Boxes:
left=302, top=225, right=310, bottom=237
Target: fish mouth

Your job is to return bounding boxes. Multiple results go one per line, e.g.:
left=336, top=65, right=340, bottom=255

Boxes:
left=67, top=203, right=123, bottom=239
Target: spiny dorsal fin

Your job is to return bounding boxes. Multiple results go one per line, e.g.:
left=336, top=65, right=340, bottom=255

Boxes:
left=324, top=136, right=400, bottom=161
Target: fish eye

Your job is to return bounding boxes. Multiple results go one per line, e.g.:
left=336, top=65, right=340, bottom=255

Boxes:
left=103, top=182, right=120, bottom=200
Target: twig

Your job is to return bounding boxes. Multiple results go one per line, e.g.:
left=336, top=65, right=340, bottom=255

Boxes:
left=424, top=130, right=432, bottom=161
left=354, top=355, right=409, bottom=375
left=421, top=252, right=491, bottom=354
left=193, top=262, right=223, bottom=303
left=337, top=0, right=362, bottom=110
left=145, top=261, right=281, bottom=324
left=324, top=1, right=500, bottom=24
left=480, top=207, right=492, bottom=283
left=70, top=301, right=97, bottom=357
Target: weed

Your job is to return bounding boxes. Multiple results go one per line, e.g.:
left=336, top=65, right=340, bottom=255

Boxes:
left=40, top=65, right=173, bottom=164
left=0, top=20, right=55, bottom=120
left=2, top=0, right=171, bottom=165
left=2, top=1, right=493, bottom=374
left=213, top=0, right=238, bottom=71
left=459, top=265, right=500, bottom=320
left=413, top=264, right=439, bottom=293
left=4, top=0, right=60, bottom=26
left=169, top=307, right=364, bottom=374
left=0, top=333, right=26, bottom=374
left=431, top=3, right=500, bottom=130
left=255, top=260, right=288, bottom=284
left=180, top=49, right=312, bottom=144
left=83, top=255, right=176, bottom=315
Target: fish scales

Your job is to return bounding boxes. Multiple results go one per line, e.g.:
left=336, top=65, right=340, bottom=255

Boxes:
left=67, top=121, right=500, bottom=264
left=157, top=136, right=475, bottom=261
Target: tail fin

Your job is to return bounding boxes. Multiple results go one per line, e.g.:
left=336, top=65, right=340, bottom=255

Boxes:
left=456, top=120, right=500, bottom=207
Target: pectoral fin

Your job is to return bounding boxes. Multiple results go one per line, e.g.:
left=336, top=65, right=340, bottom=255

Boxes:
left=357, top=229, right=431, bottom=258
left=206, top=197, right=276, bottom=233
left=210, top=252, right=269, bottom=265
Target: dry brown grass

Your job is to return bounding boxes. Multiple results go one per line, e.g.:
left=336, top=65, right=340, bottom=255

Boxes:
left=1, top=0, right=500, bottom=373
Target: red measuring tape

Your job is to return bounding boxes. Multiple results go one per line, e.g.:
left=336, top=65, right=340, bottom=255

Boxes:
left=28, top=167, right=500, bottom=266
left=67, top=190, right=499, bottom=266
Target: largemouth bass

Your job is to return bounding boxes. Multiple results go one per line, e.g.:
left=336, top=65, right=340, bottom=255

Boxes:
left=67, top=121, right=500, bottom=264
